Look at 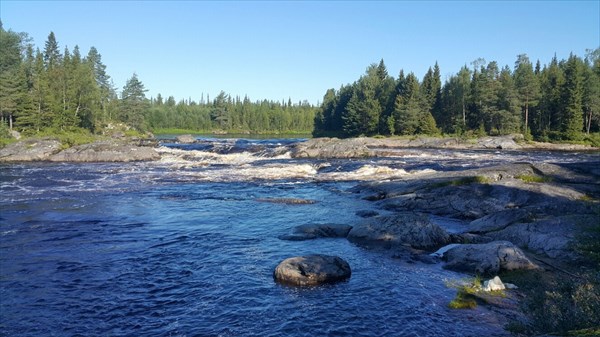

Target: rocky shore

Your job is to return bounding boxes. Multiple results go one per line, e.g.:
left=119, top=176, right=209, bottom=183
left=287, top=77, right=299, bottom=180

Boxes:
left=280, top=159, right=599, bottom=272
left=2, top=134, right=597, bottom=163
left=0, top=137, right=159, bottom=162
left=291, top=135, right=598, bottom=158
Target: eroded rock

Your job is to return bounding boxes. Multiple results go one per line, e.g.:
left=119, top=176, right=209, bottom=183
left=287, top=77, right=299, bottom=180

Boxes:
left=49, top=141, right=159, bottom=162
left=0, top=138, right=62, bottom=162
left=347, top=213, right=451, bottom=250
left=273, top=254, right=351, bottom=286
left=443, top=241, right=539, bottom=275
left=279, top=223, right=352, bottom=241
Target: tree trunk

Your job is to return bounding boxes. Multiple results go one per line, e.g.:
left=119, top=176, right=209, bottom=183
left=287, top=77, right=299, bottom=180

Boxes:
left=9, top=112, right=13, bottom=130
left=586, top=110, right=592, bottom=135
left=524, top=103, right=529, bottom=133
left=462, top=97, right=466, bottom=127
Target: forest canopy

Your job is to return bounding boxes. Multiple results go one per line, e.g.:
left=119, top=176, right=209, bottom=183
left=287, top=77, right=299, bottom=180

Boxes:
left=0, top=25, right=316, bottom=136
left=313, top=52, right=600, bottom=142
left=1, top=23, right=598, bottom=142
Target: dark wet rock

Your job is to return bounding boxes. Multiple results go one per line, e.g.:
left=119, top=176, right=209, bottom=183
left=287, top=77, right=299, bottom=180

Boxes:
left=49, top=141, right=160, bottom=162
left=273, top=254, right=351, bottom=286
left=355, top=210, right=379, bottom=218
left=468, top=208, right=536, bottom=234
left=175, top=134, right=197, bottom=143
left=449, top=233, right=494, bottom=244
left=256, top=198, right=317, bottom=205
left=0, top=138, right=62, bottom=162
left=279, top=223, right=352, bottom=241
left=443, top=241, right=540, bottom=275
left=292, top=137, right=374, bottom=159
left=347, top=213, right=451, bottom=250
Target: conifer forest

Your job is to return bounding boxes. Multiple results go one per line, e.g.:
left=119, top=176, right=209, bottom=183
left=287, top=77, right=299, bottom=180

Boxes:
left=1, top=25, right=598, bottom=142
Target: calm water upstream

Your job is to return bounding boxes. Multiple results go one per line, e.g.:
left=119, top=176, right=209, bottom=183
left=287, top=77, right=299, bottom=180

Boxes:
left=2, top=137, right=597, bottom=336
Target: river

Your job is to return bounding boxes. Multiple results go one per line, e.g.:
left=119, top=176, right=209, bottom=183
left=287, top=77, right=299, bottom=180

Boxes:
left=1, top=137, right=596, bottom=336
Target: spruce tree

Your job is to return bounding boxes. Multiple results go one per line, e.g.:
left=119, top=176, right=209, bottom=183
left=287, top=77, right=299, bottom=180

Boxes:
left=560, top=54, right=585, bottom=140
left=121, top=73, right=148, bottom=131
left=514, top=54, right=540, bottom=135
left=583, top=49, right=600, bottom=134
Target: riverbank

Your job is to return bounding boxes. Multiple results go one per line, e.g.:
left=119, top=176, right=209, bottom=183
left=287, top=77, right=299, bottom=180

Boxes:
left=2, top=134, right=598, bottom=335
left=2, top=134, right=598, bottom=163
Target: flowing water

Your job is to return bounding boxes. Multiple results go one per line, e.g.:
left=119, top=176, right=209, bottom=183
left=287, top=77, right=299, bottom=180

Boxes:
left=1, top=137, right=597, bottom=336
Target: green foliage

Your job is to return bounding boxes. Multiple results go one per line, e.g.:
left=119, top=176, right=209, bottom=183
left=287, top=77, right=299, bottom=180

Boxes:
left=515, top=174, right=553, bottom=183
left=446, top=276, right=483, bottom=310
left=448, top=293, right=477, bottom=309
left=32, top=127, right=98, bottom=149
left=502, top=269, right=600, bottom=335
left=576, top=206, right=600, bottom=266
left=314, top=51, right=599, bottom=143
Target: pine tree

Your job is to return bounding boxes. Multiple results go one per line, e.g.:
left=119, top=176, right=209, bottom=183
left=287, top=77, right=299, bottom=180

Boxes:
left=494, top=66, right=521, bottom=134
left=121, top=73, right=148, bottom=130
left=211, top=91, right=230, bottom=129
left=536, top=56, right=565, bottom=137
left=341, top=66, right=382, bottom=137
left=560, top=54, right=585, bottom=140
left=43, top=32, right=60, bottom=69
left=583, top=49, right=600, bottom=134
left=514, top=54, right=540, bottom=135
left=392, top=72, right=422, bottom=135
left=0, top=25, right=24, bottom=129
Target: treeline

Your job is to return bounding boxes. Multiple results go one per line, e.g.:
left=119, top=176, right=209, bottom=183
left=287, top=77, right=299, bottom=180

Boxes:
left=146, top=93, right=315, bottom=133
left=0, top=25, right=316, bottom=136
left=314, top=52, right=600, bottom=141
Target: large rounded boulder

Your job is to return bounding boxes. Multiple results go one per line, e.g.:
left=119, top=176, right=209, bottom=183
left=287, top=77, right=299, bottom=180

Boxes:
left=273, top=254, right=351, bottom=286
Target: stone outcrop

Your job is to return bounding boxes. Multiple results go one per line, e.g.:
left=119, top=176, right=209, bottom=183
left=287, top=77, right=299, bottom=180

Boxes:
left=273, top=255, right=351, bottom=286
left=292, top=136, right=597, bottom=160
left=0, top=138, right=62, bottom=162
left=175, top=134, right=197, bottom=143
left=347, top=213, right=451, bottom=250
left=354, top=161, right=599, bottom=262
left=292, top=137, right=374, bottom=158
left=49, top=141, right=160, bottom=162
left=443, top=241, right=540, bottom=275
left=279, top=223, right=352, bottom=241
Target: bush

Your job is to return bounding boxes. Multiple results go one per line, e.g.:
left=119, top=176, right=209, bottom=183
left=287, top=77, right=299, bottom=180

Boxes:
left=31, top=127, right=99, bottom=149
left=503, top=270, right=600, bottom=335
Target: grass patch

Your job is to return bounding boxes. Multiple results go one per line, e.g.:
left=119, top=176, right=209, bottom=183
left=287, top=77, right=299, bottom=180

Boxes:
left=448, top=293, right=478, bottom=309
left=446, top=276, right=483, bottom=310
left=515, top=174, right=553, bottom=183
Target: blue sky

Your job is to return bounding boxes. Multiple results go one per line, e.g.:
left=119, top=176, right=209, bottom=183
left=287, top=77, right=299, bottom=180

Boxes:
left=1, top=1, right=598, bottom=105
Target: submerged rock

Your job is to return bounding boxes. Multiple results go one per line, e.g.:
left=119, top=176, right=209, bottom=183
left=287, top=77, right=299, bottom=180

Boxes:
left=347, top=213, right=451, bottom=250
left=0, top=138, right=62, bottom=162
left=443, top=241, right=539, bottom=275
left=273, top=255, right=351, bottom=286
left=355, top=210, right=379, bottom=218
left=255, top=198, right=317, bottom=205
left=279, top=223, right=352, bottom=241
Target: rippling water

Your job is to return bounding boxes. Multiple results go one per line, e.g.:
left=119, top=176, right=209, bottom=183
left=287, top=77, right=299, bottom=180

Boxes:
left=2, top=137, right=597, bottom=336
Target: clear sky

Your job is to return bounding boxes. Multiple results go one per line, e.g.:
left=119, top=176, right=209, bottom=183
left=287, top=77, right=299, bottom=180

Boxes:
left=1, top=1, right=598, bottom=105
